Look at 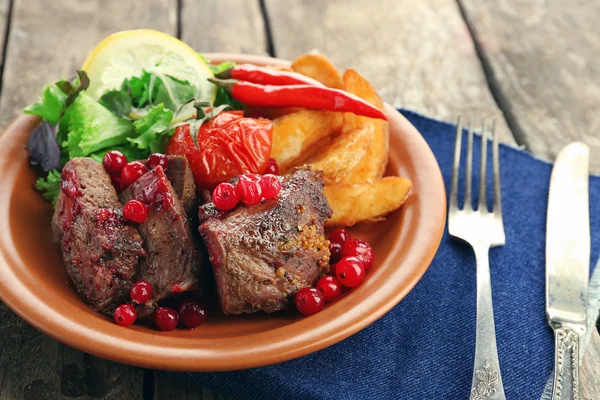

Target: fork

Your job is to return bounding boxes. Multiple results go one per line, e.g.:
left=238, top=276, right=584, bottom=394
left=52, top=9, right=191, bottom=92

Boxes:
left=449, top=118, right=506, bottom=400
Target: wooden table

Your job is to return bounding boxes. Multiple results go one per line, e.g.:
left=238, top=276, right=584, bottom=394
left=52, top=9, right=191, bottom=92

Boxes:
left=0, top=0, right=598, bottom=398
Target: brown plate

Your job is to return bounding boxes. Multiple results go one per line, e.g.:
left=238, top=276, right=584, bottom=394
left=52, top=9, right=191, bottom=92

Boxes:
left=0, top=54, right=445, bottom=372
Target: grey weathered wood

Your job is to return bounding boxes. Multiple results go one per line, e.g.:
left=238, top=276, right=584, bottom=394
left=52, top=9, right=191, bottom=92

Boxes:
left=180, top=0, right=267, bottom=55
left=582, top=330, right=600, bottom=400
left=459, top=0, right=600, bottom=173
left=0, top=0, right=9, bottom=66
left=0, top=0, right=176, bottom=398
left=154, top=372, right=232, bottom=400
left=265, top=0, right=515, bottom=144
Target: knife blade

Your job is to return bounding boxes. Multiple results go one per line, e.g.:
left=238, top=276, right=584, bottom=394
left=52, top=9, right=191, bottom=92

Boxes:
left=546, top=142, right=590, bottom=400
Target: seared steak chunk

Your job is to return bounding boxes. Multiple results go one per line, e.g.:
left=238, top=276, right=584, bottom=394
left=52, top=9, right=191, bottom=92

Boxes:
left=52, top=158, right=145, bottom=314
left=120, top=166, right=203, bottom=304
left=165, top=155, right=197, bottom=215
left=199, top=167, right=332, bottom=314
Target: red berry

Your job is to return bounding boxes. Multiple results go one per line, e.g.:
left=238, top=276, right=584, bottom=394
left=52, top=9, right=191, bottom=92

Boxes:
left=155, top=307, right=179, bottom=331
left=123, top=200, right=148, bottom=223
left=114, top=304, right=136, bottom=327
left=212, top=182, right=241, bottom=211
left=329, top=228, right=351, bottom=245
left=329, top=242, right=342, bottom=265
left=237, top=174, right=263, bottom=206
left=103, top=150, right=127, bottom=175
left=264, top=158, right=279, bottom=175
left=335, top=256, right=365, bottom=288
left=341, top=239, right=374, bottom=270
left=260, top=174, right=282, bottom=200
left=316, top=275, right=342, bottom=302
left=146, top=153, right=169, bottom=171
left=120, top=161, right=147, bottom=188
left=177, top=298, right=207, bottom=329
left=130, top=280, right=153, bottom=304
left=295, top=287, right=325, bottom=315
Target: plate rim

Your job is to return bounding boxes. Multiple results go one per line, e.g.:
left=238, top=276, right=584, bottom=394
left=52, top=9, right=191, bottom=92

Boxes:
left=0, top=53, right=446, bottom=371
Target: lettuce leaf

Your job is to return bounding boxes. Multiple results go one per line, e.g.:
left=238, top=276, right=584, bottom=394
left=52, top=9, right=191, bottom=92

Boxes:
left=26, top=120, right=61, bottom=171
left=35, top=169, right=61, bottom=206
left=129, top=104, right=173, bottom=153
left=89, top=145, right=148, bottom=164
left=24, top=84, right=67, bottom=125
left=99, top=90, right=132, bottom=117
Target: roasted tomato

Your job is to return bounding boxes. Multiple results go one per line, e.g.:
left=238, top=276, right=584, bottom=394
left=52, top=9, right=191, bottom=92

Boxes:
left=165, top=111, right=272, bottom=189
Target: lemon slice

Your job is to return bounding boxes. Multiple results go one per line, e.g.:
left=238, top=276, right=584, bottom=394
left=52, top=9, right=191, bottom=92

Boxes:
left=82, top=29, right=216, bottom=105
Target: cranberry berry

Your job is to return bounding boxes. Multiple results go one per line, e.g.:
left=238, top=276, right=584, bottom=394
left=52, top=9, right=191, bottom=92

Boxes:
left=120, top=161, right=148, bottom=188
left=155, top=307, right=179, bottom=331
left=103, top=150, right=128, bottom=175
left=316, top=275, right=342, bottom=302
left=177, top=298, right=207, bottom=329
left=146, top=153, right=169, bottom=171
left=341, top=238, right=374, bottom=270
left=130, top=280, right=153, bottom=304
left=114, top=304, right=137, bottom=327
left=123, top=199, right=148, bottom=223
left=264, top=158, right=279, bottom=175
left=237, top=174, right=263, bottom=206
left=329, top=242, right=342, bottom=265
left=212, top=182, right=241, bottom=211
left=260, top=174, right=282, bottom=200
left=295, top=287, right=325, bottom=315
left=335, top=256, right=365, bottom=288
left=329, top=228, right=351, bottom=246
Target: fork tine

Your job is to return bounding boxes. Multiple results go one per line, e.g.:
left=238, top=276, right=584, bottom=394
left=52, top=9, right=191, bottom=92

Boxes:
left=478, top=120, right=488, bottom=211
left=450, top=117, right=463, bottom=211
left=491, top=120, right=502, bottom=215
left=465, top=118, right=474, bottom=210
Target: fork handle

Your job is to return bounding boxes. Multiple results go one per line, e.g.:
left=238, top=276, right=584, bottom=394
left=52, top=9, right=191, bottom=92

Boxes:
left=551, top=325, right=582, bottom=400
left=470, top=246, right=506, bottom=400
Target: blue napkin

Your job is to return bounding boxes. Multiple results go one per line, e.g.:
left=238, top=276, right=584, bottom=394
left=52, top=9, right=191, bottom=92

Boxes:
left=181, top=110, right=600, bottom=399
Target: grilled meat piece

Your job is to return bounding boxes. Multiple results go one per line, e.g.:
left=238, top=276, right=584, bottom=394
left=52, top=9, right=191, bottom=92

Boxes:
left=165, top=155, right=197, bottom=216
left=199, top=167, right=332, bottom=314
left=52, top=158, right=145, bottom=314
left=120, top=166, right=203, bottom=305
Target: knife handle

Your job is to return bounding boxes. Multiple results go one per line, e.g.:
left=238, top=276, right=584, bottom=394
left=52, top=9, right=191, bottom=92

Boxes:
left=551, top=325, right=582, bottom=400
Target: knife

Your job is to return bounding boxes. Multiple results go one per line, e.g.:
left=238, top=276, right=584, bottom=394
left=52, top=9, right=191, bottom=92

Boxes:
left=546, top=142, right=590, bottom=400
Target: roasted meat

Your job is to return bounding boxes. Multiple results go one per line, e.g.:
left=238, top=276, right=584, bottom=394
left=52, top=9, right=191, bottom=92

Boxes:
left=165, top=155, right=197, bottom=216
left=198, top=167, right=332, bottom=314
left=52, top=158, right=145, bottom=314
left=120, top=166, right=203, bottom=305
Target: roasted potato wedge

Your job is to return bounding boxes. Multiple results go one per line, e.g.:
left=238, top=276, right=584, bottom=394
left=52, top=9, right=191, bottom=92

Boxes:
left=339, top=69, right=389, bottom=184
left=324, top=177, right=412, bottom=227
left=291, top=54, right=343, bottom=89
left=305, top=125, right=374, bottom=185
left=244, top=106, right=304, bottom=119
left=271, top=110, right=343, bottom=171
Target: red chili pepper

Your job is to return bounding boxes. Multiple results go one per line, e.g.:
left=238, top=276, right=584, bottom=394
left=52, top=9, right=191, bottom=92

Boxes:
left=208, top=78, right=388, bottom=121
left=215, top=64, right=325, bottom=87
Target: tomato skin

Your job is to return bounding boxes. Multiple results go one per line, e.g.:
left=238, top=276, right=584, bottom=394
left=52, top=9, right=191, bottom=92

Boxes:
left=165, top=111, right=272, bottom=190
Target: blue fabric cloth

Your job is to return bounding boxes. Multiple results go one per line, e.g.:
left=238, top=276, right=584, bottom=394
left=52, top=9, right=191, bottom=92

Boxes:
left=181, top=110, right=600, bottom=399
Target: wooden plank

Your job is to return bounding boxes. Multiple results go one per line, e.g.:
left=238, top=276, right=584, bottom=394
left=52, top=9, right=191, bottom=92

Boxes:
left=153, top=372, right=232, bottom=400
left=0, top=0, right=176, bottom=398
left=458, top=0, right=600, bottom=173
left=582, top=331, right=600, bottom=400
left=0, top=0, right=9, bottom=66
left=265, top=0, right=515, bottom=144
left=180, top=0, right=267, bottom=55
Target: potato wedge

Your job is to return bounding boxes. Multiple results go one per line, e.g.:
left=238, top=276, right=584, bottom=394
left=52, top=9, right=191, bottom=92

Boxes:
left=324, top=177, right=412, bottom=227
left=244, top=106, right=304, bottom=119
left=339, top=69, right=389, bottom=184
left=271, top=110, right=343, bottom=171
left=291, top=54, right=343, bottom=89
left=306, top=125, right=374, bottom=185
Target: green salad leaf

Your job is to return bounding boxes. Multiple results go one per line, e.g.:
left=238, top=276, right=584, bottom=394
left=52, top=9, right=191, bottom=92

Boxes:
left=24, top=84, right=67, bottom=125
left=89, top=145, right=148, bottom=164
left=129, top=104, right=174, bottom=153
left=61, top=92, right=134, bottom=158
left=35, top=169, right=61, bottom=206
left=99, top=90, right=132, bottom=117
left=122, top=71, right=152, bottom=108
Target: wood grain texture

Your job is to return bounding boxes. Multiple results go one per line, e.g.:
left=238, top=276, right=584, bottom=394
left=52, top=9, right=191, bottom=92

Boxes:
left=265, top=0, right=515, bottom=144
left=154, top=372, right=232, bottom=400
left=180, top=0, right=267, bottom=55
left=459, top=0, right=600, bottom=173
left=0, top=0, right=177, bottom=129
left=582, top=330, right=600, bottom=400
left=0, top=0, right=9, bottom=66
left=0, top=0, right=176, bottom=398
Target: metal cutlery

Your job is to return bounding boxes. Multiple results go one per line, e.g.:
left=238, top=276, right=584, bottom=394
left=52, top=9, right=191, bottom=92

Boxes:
left=546, top=142, right=591, bottom=400
left=449, top=118, right=506, bottom=400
